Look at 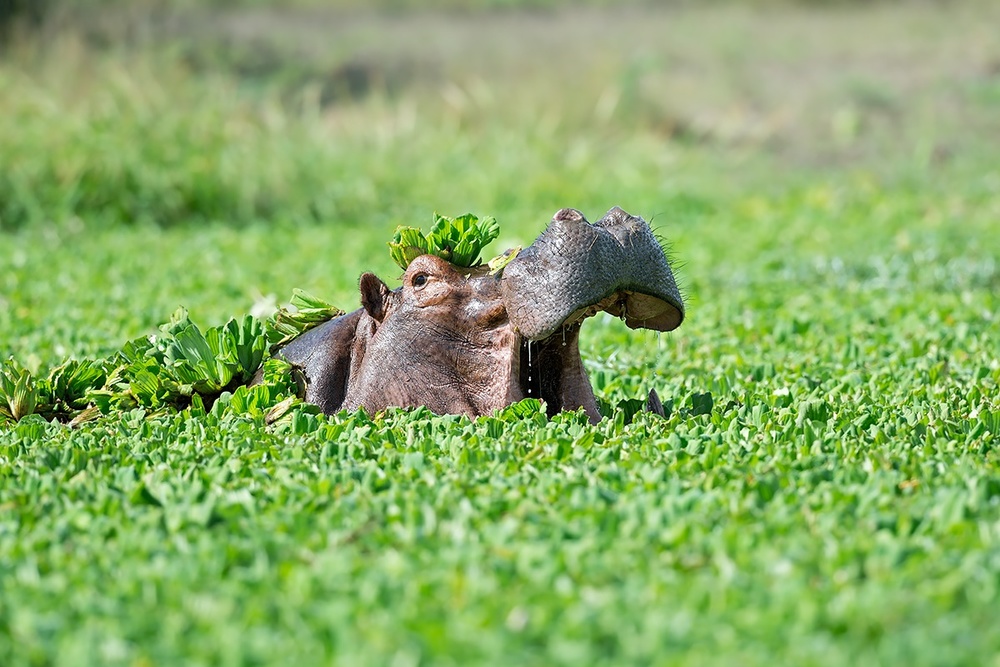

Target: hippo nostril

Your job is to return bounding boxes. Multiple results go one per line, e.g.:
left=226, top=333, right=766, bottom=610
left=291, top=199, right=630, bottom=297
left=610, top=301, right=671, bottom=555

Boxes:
left=596, top=206, right=632, bottom=227
left=552, top=208, right=588, bottom=224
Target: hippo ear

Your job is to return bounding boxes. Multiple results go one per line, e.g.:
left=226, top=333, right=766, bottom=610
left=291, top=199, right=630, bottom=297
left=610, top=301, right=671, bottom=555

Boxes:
left=359, top=273, right=391, bottom=323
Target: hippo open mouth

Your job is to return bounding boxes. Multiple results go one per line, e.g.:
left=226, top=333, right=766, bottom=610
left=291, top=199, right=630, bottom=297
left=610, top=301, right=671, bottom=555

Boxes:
left=275, top=206, right=684, bottom=422
left=508, top=322, right=594, bottom=418
left=500, top=206, right=685, bottom=420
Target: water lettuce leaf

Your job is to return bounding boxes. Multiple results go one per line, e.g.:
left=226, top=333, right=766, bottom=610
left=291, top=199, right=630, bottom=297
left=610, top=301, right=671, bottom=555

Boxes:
left=1, top=299, right=308, bottom=425
left=389, top=212, right=500, bottom=270
left=265, top=289, right=344, bottom=353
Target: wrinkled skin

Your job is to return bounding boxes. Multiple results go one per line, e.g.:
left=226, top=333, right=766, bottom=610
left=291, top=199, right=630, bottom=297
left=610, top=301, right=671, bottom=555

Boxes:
left=277, top=206, right=684, bottom=423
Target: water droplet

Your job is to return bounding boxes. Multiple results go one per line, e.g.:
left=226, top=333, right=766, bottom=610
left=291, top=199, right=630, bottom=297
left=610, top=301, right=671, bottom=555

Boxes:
left=526, top=340, right=534, bottom=394
left=562, top=327, right=567, bottom=346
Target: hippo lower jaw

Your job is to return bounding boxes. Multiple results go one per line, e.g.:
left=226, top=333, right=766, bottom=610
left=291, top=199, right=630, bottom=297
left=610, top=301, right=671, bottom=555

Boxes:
left=504, top=290, right=665, bottom=424
left=505, top=322, right=602, bottom=423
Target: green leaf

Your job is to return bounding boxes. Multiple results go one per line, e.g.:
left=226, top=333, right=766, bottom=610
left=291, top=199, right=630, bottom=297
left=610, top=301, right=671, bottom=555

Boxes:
left=227, top=316, right=267, bottom=383
left=494, top=398, right=544, bottom=420
left=1, top=358, right=39, bottom=421
left=289, top=289, right=337, bottom=312
left=260, top=358, right=303, bottom=398
left=47, top=359, right=108, bottom=411
left=389, top=226, right=432, bottom=270
left=129, top=368, right=164, bottom=407
left=160, top=306, right=193, bottom=337
left=448, top=237, right=473, bottom=267
left=11, top=366, right=37, bottom=421
left=387, top=213, right=501, bottom=270
left=488, top=245, right=521, bottom=275
left=266, top=290, right=344, bottom=352
left=477, top=216, right=500, bottom=244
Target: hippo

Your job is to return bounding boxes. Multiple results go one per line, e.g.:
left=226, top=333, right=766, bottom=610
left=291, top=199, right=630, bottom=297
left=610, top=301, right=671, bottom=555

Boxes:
left=276, top=206, right=684, bottom=423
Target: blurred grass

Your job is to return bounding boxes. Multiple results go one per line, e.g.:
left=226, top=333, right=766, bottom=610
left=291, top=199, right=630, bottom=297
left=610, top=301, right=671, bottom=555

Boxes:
left=0, top=34, right=720, bottom=230
left=2, top=2, right=999, bottom=231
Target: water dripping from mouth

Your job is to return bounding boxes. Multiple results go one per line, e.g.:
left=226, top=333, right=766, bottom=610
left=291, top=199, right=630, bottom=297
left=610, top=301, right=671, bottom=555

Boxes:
left=562, top=326, right=567, bottom=347
left=526, top=340, right=534, bottom=395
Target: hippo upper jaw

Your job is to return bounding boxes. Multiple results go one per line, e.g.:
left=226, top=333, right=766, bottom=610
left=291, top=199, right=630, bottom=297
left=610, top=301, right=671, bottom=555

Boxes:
left=500, top=206, right=685, bottom=341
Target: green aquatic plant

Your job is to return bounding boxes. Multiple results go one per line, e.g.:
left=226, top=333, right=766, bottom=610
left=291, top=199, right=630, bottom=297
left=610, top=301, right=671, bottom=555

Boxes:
left=388, top=212, right=501, bottom=270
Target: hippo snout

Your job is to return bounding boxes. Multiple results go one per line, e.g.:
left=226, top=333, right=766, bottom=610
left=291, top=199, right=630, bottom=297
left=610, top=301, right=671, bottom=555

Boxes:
left=500, top=207, right=685, bottom=340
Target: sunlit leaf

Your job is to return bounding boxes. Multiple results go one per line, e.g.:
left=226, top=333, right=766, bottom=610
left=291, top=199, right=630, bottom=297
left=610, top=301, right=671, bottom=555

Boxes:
left=387, top=212, right=501, bottom=270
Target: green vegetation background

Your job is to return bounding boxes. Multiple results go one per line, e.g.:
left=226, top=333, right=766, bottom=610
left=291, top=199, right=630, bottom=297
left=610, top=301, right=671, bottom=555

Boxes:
left=1, top=2, right=999, bottom=665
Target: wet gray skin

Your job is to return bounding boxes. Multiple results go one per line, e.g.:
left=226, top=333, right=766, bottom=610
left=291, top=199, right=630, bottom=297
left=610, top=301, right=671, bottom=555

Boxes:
left=501, top=206, right=684, bottom=338
left=276, top=206, right=684, bottom=423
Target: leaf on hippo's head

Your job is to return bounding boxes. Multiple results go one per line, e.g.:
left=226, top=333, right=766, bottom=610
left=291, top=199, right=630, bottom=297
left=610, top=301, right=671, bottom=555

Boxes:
left=430, top=213, right=453, bottom=241
left=450, top=237, right=477, bottom=267
left=488, top=245, right=522, bottom=276
left=389, top=213, right=501, bottom=270
left=389, top=226, right=431, bottom=270
left=476, top=216, right=500, bottom=244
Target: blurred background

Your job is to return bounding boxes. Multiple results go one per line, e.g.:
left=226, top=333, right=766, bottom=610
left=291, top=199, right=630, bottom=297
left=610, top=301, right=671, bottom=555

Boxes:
left=2, top=0, right=998, bottom=232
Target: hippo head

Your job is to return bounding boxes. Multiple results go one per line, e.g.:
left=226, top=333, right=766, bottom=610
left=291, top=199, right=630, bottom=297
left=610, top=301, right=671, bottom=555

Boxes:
left=277, top=206, right=684, bottom=422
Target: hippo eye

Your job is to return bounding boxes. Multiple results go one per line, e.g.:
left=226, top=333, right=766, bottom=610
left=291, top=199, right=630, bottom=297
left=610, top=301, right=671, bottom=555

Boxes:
left=412, top=273, right=429, bottom=288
